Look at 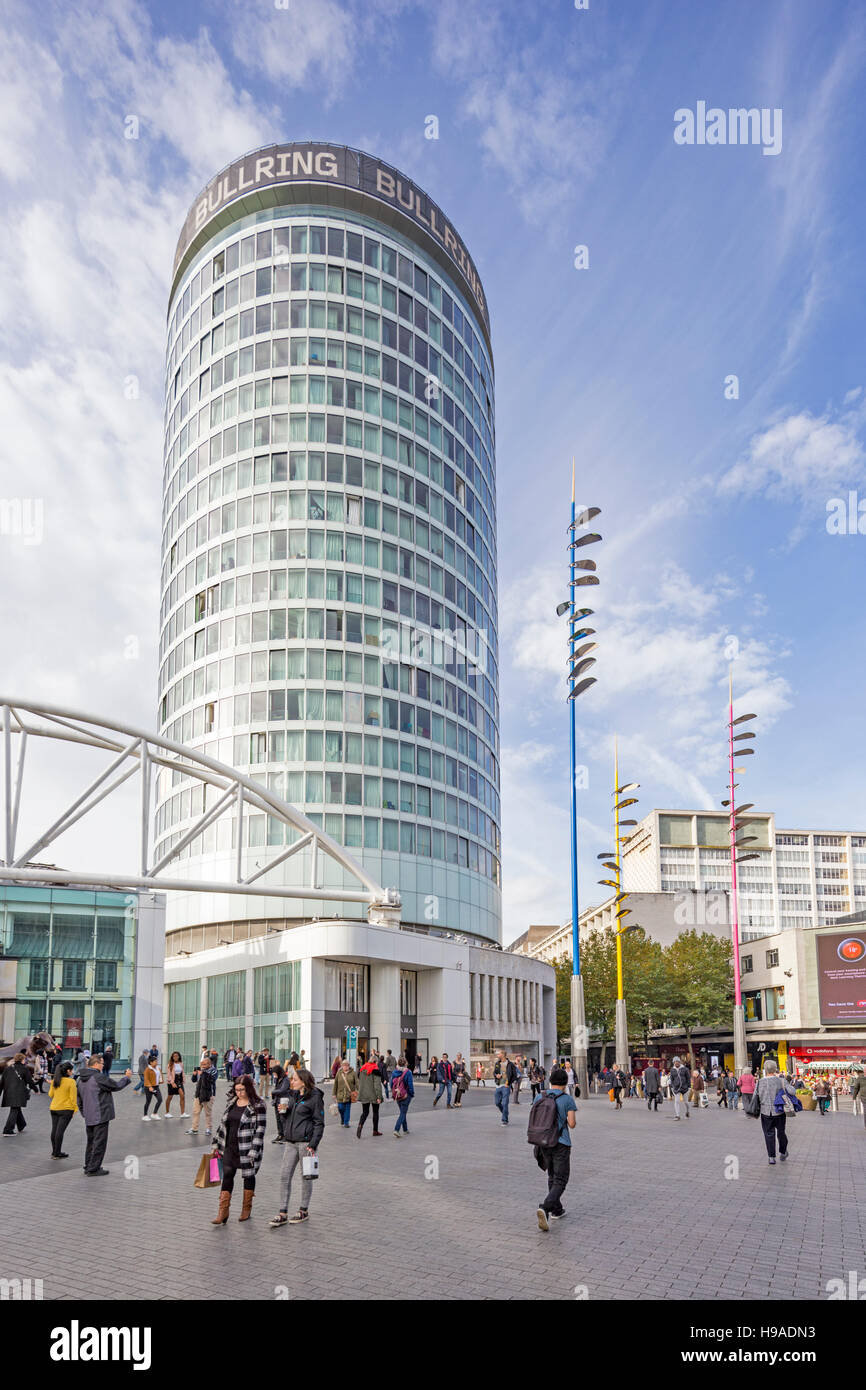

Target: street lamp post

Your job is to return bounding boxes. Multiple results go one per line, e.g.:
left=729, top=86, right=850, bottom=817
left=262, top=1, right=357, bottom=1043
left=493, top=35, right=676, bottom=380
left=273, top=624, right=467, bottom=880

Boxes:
left=722, top=668, right=758, bottom=1079
left=597, top=738, right=639, bottom=1070
left=557, top=465, right=601, bottom=1101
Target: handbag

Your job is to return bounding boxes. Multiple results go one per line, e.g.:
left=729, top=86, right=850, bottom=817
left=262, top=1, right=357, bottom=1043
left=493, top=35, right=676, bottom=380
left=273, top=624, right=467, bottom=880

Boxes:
left=329, top=1101, right=340, bottom=1116
left=608, top=1087, right=615, bottom=1102
left=194, top=1153, right=223, bottom=1188
left=745, top=1087, right=762, bottom=1118
left=773, top=1081, right=802, bottom=1116
left=350, top=1089, right=359, bottom=1103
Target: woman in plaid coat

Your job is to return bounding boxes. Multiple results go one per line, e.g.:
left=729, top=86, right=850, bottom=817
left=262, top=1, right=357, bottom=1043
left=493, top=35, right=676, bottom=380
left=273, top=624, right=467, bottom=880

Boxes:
left=211, top=1074, right=267, bottom=1224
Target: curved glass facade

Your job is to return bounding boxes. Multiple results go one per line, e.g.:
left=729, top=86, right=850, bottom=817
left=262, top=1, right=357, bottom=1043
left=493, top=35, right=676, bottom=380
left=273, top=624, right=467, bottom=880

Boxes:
left=157, top=150, right=501, bottom=942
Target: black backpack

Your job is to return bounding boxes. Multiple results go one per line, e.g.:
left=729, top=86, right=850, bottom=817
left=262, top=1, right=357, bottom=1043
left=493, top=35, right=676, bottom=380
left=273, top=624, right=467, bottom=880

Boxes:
left=527, top=1092, right=564, bottom=1148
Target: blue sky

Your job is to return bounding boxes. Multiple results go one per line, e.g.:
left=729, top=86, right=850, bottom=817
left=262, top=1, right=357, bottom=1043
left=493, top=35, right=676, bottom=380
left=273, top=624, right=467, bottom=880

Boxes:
left=1, top=0, right=865, bottom=941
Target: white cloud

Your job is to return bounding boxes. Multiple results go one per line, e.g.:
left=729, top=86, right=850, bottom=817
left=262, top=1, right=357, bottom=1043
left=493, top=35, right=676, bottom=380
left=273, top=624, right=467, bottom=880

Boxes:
left=428, top=0, right=631, bottom=222
left=0, top=33, right=63, bottom=180
left=718, top=400, right=866, bottom=501
left=229, top=0, right=355, bottom=98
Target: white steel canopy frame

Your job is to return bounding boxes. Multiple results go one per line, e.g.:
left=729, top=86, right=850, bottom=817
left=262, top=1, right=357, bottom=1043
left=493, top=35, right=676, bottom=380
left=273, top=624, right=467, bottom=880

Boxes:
left=0, top=698, right=401, bottom=924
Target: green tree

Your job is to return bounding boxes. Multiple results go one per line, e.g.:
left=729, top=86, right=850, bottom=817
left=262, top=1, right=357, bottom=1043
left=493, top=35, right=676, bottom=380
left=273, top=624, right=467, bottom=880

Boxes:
left=621, top=929, right=668, bottom=1052
left=662, top=929, right=734, bottom=1067
left=551, top=953, right=574, bottom=1054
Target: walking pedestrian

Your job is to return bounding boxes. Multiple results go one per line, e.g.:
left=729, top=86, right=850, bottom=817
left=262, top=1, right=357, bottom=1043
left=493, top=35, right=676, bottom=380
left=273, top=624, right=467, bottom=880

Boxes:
left=850, top=1066, right=866, bottom=1128
left=716, top=1073, right=728, bottom=1108
left=390, top=1055, right=414, bottom=1135
left=47, top=1056, right=77, bottom=1156
left=31, top=1052, right=47, bottom=1093
left=690, top=1067, right=705, bottom=1109
left=142, top=1056, right=163, bottom=1120
left=223, top=1046, right=236, bottom=1081
left=453, top=1053, right=470, bottom=1107
left=611, top=1064, right=625, bottom=1110
left=211, top=1074, right=266, bottom=1224
left=738, top=1067, right=756, bottom=1113
left=102, top=1044, right=114, bottom=1077
left=187, top=1054, right=218, bottom=1135
left=48, top=1060, right=78, bottom=1158
left=269, top=1068, right=324, bottom=1228
left=816, top=1077, right=831, bottom=1115
left=493, top=1050, right=515, bottom=1125
left=356, top=1056, right=384, bottom=1137
left=332, top=1058, right=358, bottom=1128
left=475, top=1061, right=485, bottom=1088
left=725, top=1070, right=739, bottom=1110
left=511, top=1057, right=522, bottom=1105
left=165, top=1052, right=186, bottom=1118
left=643, top=1061, right=661, bottom=1112
left=269, top=1065, right=288, bottom=1142
left=381, top=1049, right=397, bottom=1099
left=754, top=1059, right=799, bottom=1165
left=428, top=1056, right=438, bottom=1088
left=76, top=1054, right=133, bottom=1175
left=669, top=1056, right=691, bottom=1120
left=530, top=1066, right=577, bottom=1231
left=134, top=1045, right=148, bottom=1094
left=1, top=1052, right=37, bottom=1135
left=433, top=1053, right=454, bottom=1108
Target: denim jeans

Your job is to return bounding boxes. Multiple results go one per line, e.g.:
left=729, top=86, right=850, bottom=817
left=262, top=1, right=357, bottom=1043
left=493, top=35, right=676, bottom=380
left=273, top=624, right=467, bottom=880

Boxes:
left=337, top=1100, right=352, bottom=1126
left=435, top=1081, right=452, bottom=1105
left=729, top=1090, right=739, bottom=1109
left=495, top=1084, right=510, bottom=1123
left=395, top=1098, right=411, bottom=1132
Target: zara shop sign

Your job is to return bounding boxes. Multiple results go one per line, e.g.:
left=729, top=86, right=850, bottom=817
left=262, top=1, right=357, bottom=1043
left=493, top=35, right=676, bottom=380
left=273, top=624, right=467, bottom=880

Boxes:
left=174, top=143, right=488, bottom=332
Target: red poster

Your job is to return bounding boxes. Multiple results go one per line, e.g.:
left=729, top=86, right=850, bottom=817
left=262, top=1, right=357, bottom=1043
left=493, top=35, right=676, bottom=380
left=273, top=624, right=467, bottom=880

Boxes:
left=64, top=1018, right=83, bottom=1049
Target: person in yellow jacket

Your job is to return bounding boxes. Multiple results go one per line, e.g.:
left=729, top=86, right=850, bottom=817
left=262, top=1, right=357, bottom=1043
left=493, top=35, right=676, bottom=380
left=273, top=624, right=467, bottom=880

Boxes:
left=48, top=1061, right=78, bottom=1159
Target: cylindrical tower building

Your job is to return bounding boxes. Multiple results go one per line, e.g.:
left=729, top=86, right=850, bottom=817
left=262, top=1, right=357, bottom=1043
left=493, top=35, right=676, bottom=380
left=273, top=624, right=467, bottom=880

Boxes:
left=157, top=143, right=500, bottom=946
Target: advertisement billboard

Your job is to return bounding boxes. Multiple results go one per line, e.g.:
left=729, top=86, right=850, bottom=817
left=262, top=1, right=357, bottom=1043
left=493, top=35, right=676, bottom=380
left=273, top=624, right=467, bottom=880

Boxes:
left=816, top=932, right=866, bottom=1024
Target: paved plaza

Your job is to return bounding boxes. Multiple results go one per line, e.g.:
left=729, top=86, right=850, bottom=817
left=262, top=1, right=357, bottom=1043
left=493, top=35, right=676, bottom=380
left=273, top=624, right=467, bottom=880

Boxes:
left=1, top=1081, right=865, bottom=1301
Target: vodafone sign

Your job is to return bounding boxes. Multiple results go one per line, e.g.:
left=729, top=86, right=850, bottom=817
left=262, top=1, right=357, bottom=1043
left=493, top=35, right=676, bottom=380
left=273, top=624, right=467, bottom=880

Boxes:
left=817, top=932, right=866, bottom=1024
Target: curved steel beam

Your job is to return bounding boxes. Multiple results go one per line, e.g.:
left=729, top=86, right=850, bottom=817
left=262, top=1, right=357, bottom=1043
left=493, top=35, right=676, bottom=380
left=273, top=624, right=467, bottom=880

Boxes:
left=0, top=697, right=399, bottom=916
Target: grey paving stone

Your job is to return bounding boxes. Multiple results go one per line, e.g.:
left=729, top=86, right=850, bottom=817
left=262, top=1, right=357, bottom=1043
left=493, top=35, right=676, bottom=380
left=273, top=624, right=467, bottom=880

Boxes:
left=1, top=1084, right=864, bottom=1299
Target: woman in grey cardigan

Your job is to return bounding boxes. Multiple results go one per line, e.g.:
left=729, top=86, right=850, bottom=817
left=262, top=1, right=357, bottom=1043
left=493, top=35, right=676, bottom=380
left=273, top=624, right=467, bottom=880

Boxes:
left=756, top=1060, right=798, bottom=1165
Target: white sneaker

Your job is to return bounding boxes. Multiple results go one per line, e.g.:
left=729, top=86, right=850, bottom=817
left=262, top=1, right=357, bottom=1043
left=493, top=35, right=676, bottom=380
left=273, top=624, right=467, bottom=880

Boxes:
left=150, top=1114, right=162, bottom=1121
left=142, top=1115, right=151, bottom=1122
left=163, top=1113, right=174, bottom=1119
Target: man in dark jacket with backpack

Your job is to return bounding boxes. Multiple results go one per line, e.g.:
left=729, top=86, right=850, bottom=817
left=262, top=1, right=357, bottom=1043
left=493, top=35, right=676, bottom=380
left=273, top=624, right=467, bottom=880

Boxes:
left=528, top=1066, right=577, bottom=1231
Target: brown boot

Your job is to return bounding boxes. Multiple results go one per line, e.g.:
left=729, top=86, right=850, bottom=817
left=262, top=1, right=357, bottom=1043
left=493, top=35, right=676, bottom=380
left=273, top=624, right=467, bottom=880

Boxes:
left=239, top=1188, right=254, bottom=1222
left=211, top=1191, right=231, bottom=1225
